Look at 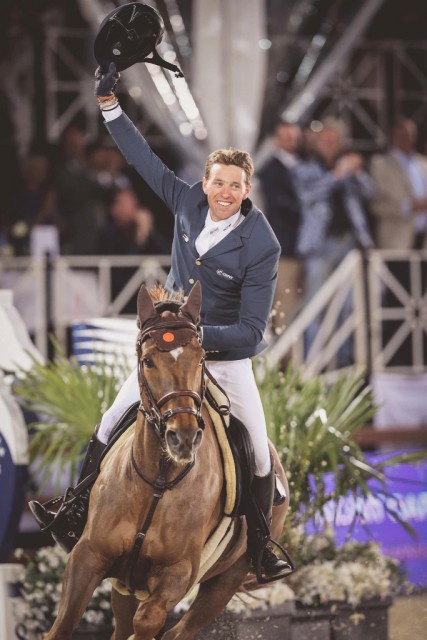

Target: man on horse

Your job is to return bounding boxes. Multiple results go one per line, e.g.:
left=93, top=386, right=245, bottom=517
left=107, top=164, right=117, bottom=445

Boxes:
left=30, top=62, right=291, bottom=582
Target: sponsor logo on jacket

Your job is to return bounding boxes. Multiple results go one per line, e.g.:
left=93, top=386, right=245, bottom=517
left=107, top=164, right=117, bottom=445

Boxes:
left=216, top=269, right=233, bottom=280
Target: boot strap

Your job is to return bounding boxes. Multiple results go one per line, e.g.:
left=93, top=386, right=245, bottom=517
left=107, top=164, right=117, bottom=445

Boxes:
left=39, top=470, right=98, bottom=531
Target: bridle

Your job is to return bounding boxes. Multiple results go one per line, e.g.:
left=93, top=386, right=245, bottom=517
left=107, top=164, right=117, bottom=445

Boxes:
left=135, top=319, right=206, bottom=443
left=126, top=313, right=207, bottom=594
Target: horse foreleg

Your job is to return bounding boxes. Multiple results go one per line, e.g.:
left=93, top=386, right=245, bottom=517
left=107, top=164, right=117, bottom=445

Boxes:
left=44, top=540, right=110, bottom=640
left=110, top=588, right=138, bottom=640
left=162, top=555, right=249, bottom=640
left=129, top=561, right=193, bottom=640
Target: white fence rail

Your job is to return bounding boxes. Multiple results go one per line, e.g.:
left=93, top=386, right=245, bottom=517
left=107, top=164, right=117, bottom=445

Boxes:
left=0, top=255, right=171, bottom=357
left=264, top=249, right=427, bottom=378
left=1, top=251, right=426, bottom=377
left=264, top=251, right=368, bottom=378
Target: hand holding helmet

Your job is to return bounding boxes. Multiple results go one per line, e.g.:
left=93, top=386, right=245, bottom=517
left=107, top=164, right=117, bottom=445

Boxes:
left=95, top=62, right=121, bottom=111
left=95, top=62, right=120, bottom=97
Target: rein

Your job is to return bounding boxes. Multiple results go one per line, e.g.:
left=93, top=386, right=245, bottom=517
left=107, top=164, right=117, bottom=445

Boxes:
left=125, top=314, right=206, bottom=594
left=126, top=456, right=193, bottom=594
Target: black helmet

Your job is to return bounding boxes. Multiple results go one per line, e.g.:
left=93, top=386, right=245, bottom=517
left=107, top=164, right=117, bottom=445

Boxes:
left=94, top=2, right=184, bottom=77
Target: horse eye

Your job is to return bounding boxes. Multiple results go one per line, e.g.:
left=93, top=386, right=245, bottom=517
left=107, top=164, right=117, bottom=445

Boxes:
left=143, top=356, right=154, bottom=369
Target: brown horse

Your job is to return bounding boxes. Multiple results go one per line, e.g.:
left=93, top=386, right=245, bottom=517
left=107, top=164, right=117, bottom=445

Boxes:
left=43, top=283, right=289, bottom=640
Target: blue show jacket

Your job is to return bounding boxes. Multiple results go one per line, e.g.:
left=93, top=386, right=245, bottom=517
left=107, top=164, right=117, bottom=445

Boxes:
left=106, top=113, right=281, bottom=361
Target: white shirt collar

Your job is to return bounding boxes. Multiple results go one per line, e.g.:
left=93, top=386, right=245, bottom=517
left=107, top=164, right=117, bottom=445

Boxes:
left=204, top=208, right=242, bottom=231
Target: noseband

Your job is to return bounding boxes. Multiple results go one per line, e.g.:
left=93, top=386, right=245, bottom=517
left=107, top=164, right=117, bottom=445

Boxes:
left=135, top=318, right=206, bottom=442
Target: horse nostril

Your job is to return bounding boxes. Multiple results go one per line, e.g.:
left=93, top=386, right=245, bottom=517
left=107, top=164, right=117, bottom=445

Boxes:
left=193, top=429, right=203, bottom=448
left=166, top=430, right=179, bottom=447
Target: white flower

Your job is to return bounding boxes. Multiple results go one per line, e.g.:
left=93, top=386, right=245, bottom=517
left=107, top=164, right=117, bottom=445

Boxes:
left=227, top=582, right=295, bottom=614
left=83, top=609, right=104, bottom=625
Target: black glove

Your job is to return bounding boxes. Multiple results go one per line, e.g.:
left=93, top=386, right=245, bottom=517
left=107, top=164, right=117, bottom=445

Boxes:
left=95, top=62, right=120, bottom=97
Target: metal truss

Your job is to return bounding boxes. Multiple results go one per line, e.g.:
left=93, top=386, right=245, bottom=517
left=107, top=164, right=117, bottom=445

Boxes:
left=44, top=25, right=100, bottom=142
left=283, top=0, right=386, bottom=128
left=42, top=3, right=427, bottom=158
left=42, top=1, right=207, bottom=177
left=282, top=39, right=427, bottom=152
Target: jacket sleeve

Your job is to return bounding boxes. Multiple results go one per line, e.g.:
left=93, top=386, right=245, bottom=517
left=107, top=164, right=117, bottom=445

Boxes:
left=105, top=112, right=189, bottom=214
left=201, top=238, right=280, bottom=351
left=294, top=161, right=337, bottom=208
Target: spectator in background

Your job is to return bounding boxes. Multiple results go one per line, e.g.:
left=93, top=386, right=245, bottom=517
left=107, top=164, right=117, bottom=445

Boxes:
left=98, top=187, right=169, bottom=256
left=257, top=121, right=303, bottom=333
left=98, top=187, right=170, bottom=314
left=294, top=118, right=374, bottom=364
left=87, top=137, right=132, bottom=195
left=301, top=122, right=321, bottom=161
left=370, top=117, right=427, bottom=250
left=56, top=125, right=107, bottom=255
left=370, top=117, right=427, bottom=366
left=10, top=153, right=61, bottom=255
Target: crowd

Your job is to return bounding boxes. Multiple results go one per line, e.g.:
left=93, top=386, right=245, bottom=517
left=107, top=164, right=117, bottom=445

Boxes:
left=257, top=116, right=427, bottom=336
left=1, top=124, right=172, bottom=258
left=2, top=116, right=426, bottom=344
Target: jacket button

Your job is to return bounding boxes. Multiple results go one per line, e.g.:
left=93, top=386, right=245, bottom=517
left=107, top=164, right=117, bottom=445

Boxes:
left=189, top=278, right=195, bottom=284
left=195, top=259, right=202, bottom=266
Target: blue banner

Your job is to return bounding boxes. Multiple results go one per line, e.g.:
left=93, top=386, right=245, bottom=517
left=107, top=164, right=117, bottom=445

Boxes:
left=307, top=453, right=427, bottom=587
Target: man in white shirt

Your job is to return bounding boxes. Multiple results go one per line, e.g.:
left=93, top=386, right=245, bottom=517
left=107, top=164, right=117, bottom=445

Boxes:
left=370, top=118, right=427, bottom=249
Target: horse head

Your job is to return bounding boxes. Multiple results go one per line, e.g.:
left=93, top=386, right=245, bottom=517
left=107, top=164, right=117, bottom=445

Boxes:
left=136, top=282, right=206, bottom=465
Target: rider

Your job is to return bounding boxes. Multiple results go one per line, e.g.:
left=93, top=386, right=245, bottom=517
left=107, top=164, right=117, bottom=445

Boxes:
left=30, top=62, right=291, bottom=581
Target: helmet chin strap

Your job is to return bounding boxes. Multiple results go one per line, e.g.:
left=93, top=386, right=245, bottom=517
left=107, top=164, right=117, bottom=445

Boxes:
left=141, top=49, right=184, bottom=78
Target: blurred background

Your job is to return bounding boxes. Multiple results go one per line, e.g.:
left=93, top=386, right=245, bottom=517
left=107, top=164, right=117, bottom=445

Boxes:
left=0, top=1, right=427, bottom=637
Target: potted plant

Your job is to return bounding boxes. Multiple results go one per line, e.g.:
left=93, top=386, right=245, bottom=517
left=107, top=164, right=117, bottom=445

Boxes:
left=285, top=527, right=406, bottom=640
left=256, top=364, right=421, bottom=529
left=13, top=341, right=131, bottom=490
left=14, top=546, right=114, bottom=640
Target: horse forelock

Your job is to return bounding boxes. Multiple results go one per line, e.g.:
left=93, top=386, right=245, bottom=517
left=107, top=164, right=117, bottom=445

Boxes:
left=148, top=284, right=184, bottom=305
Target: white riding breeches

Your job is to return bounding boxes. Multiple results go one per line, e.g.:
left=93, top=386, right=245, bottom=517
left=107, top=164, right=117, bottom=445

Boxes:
left=98, top=358, right=271, bottom=477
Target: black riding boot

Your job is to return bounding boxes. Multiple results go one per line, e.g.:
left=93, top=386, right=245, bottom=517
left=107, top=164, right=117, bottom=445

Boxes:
left=29, top=432, right=106, bottom=553
left=247, top=465, right=294, bottom=583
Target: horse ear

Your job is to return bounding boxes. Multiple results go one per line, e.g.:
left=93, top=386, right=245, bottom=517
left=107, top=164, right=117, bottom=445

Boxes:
left=180, top=281, right=202, bottom=325
left=137, top=285, right=157, bottom=329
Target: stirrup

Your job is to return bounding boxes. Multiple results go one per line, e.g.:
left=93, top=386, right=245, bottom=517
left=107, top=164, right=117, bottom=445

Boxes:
left=29, top=488, right=78, bottom=533
left=253, top=535, right=295, bottom=584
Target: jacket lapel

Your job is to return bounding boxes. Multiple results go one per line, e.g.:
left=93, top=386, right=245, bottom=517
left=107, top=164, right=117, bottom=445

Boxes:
left=203, top=231, right=244, bottom=258
left=188, top=199, right=208, bottom=254
left=203, top=206, right=258, bottom=258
